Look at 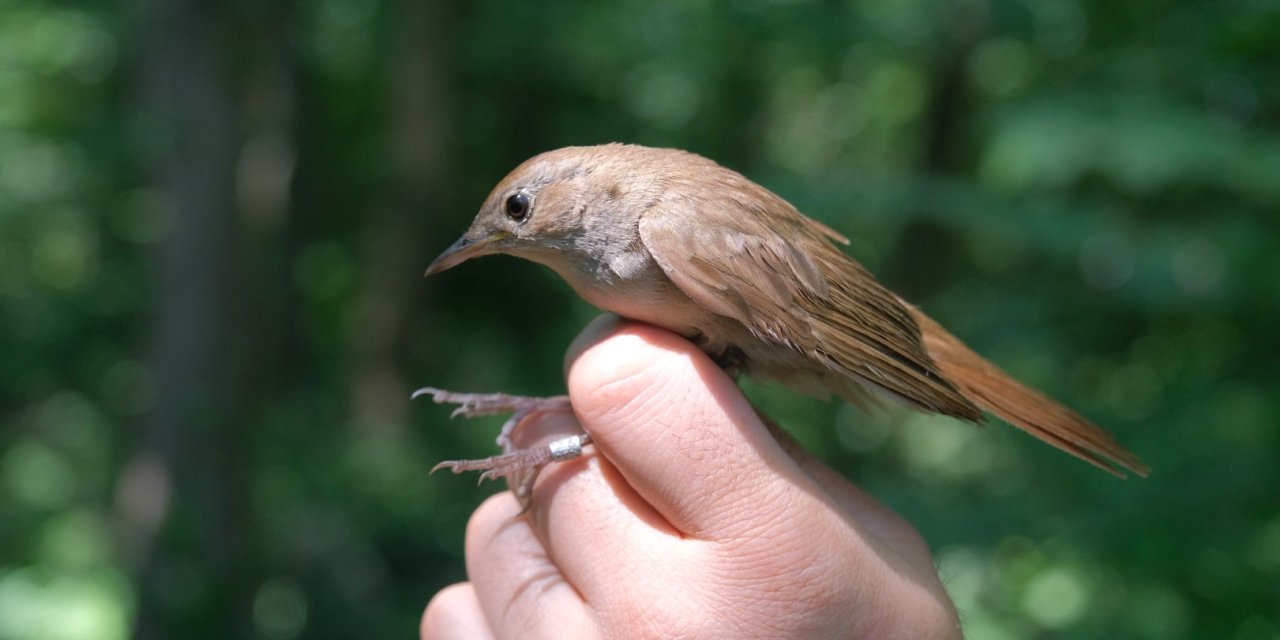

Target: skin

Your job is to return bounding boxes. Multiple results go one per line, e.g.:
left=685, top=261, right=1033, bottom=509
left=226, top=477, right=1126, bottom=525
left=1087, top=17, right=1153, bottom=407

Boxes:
left=430, top=144, right=1145, bottom=479
left=420, top=315, right=962, bottom=640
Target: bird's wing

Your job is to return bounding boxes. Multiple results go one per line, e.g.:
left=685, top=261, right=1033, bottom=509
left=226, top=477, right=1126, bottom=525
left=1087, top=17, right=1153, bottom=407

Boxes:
left=637, top=195, right=981, bottom=419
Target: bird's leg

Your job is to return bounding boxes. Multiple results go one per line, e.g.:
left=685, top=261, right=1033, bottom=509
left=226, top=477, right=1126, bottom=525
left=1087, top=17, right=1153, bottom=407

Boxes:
left=693, top=333, right=746, bottom=379
left=412, top=387, right=587, bottom=506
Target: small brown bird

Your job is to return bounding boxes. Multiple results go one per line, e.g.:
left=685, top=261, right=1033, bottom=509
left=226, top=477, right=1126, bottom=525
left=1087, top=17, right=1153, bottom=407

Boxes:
left=421, top=144, right=1147, bottom=489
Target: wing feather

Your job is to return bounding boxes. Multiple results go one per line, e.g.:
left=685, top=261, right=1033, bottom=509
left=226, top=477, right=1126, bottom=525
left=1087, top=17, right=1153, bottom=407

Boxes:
left=637, top=188, right=981, bottom=419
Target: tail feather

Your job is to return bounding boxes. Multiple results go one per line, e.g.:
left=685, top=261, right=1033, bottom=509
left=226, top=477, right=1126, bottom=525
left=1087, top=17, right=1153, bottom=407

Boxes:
left=910, top=308, right=1149, bottom=478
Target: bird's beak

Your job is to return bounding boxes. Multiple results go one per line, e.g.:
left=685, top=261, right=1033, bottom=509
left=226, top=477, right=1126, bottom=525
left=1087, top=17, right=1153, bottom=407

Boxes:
left=425, top=231, right=508, bottom=276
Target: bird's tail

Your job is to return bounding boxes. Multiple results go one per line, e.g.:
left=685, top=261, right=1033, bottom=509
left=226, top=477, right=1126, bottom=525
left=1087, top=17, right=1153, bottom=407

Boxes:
left=910, top=307, right=1149, bottom=477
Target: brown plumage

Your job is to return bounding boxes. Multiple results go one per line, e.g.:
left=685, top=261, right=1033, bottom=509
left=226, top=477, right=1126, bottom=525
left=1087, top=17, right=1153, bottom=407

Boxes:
left=427, top=143, right=1148, bottom=477
left=909, top=309, right=1147, bottom=476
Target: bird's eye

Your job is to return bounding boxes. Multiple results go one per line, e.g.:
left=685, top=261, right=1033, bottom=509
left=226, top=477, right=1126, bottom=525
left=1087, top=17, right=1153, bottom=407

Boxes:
left=505, top=193, right=531, bottom=221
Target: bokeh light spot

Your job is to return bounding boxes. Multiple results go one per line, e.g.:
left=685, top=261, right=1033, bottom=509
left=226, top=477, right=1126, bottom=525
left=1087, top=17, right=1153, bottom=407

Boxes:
left=1021, top=565, right=1091, bottom=629
left=2, top=440, right=76, bottom=509
left=0, top=567, right=133, bottom=640
left=30, top=218, right=97, bottom=292
left=253, top=577, right=308, bottom=640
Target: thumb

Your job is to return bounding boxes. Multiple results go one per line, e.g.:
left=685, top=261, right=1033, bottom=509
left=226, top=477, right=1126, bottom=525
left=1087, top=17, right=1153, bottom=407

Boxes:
left=561, top=314, right=825, bottom=538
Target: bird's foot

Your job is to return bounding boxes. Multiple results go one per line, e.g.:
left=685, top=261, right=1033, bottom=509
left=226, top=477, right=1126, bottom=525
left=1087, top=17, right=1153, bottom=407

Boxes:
left=413, top=387, right=583, bottom=508
left=411, top=387, right=571, bottom=449
left=430, top=433, right=592, bottom=506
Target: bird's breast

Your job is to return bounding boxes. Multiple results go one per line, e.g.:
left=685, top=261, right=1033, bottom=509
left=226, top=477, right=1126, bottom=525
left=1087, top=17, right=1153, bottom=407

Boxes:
left=545, top=248, right=707, bottom=339
left=542, top=246, right=837, bottom=396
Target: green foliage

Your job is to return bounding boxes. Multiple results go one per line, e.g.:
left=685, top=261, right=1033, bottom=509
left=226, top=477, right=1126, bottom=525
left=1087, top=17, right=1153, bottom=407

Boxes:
left=1, top=0, right=1277, bottom=637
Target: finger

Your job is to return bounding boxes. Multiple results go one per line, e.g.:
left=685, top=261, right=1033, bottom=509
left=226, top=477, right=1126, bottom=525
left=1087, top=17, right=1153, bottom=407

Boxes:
left=495, top=404, right=682, bottom=613
left=762, top=414, right=935, bottom=564
left=420, top=583, right=495, bottom=640
left=488, top=390, right=686, bottom=610
left=763, top=417, right=957, bottom=615
left=784, top=439, right=937, bottom=567
left=464, top=492, right=596, bottom=638
left=563, top=313, right=626, bottom=376
left=563, top=318, right=829, bottom=539
left=527, top=447, right=689, bottom=617
left=556, top=318, right=953, bottom=627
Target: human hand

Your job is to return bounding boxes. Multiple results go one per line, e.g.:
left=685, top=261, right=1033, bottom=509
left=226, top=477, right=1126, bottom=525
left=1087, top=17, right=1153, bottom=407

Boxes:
left=421, top=315, right=961, bottom=639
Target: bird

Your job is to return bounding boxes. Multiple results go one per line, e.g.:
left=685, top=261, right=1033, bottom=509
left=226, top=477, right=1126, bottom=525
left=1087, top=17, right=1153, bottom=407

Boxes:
left=418, top=143, right=1147, bottom=495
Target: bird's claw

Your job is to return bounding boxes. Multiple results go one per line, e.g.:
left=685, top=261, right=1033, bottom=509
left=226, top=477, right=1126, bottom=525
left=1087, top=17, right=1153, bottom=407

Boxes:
left=415, top=387, right=586, bottom=509
left=411, top=387, right=570, bottom=420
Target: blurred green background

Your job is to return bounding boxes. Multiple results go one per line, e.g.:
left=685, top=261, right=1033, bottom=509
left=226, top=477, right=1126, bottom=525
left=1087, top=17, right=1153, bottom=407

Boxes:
left=2, top=0, right=1278, bottom=638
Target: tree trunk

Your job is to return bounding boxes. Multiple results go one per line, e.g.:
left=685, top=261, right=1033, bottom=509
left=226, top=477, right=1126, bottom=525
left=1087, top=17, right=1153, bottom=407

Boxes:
left=117, top=0, right=251, bottom=636
left=350, top=0, right=455, bottom=431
